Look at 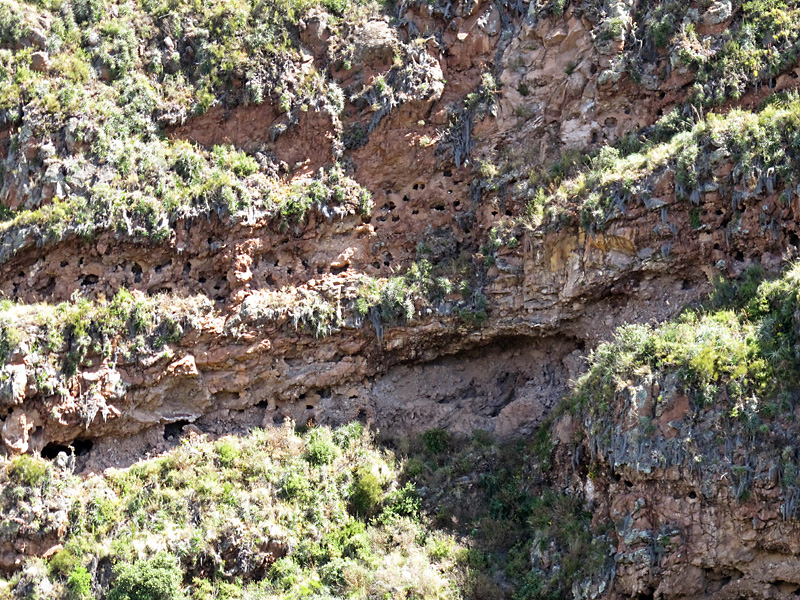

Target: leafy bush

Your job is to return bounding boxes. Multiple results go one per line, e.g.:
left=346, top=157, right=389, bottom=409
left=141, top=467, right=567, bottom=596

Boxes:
left=49, top=548, right=79, bottom=576
left=7, top=455, right=49, bottom=487
left=350, top=467, right=382, bottom=517
left=268, top=557, right=301, bottom=591
left=212, top=145, right=258, bottom=178
left=0, top=321, right=22, bottom=365
left=320, top=557, right=358, bottom=588
left=107, top=553, right=184, bottom=600
left=382, top=482, right=421, bottom=521
left=215, top=439, right=240, bottom=469
left=333, top=421, right=363, bottom=449
left=0, top=3, right=30, bottom=46
left=304, top=428, right=339, bottom=466
left=280, top=463, right=312, bottom=501
left=72, top=0, right=104, bottom=24
left=67, top=565, right=92, bottom=600
left=421, top=428, right=450, bottom=453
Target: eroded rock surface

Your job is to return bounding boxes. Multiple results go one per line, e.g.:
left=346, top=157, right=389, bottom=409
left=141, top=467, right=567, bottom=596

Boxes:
left=3, top=0, right=800, bottom=596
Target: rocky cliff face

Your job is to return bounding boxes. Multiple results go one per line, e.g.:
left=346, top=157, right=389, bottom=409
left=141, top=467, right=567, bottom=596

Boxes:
left=552, top=380, right=800, bottom=600
left=3, top=0, right=800, bottom=596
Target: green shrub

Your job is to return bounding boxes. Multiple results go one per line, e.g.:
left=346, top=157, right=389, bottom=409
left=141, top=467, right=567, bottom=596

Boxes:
left=215, top=440, right=239, bottom=469
left=404, top=456, right=426, bottom=477
left=7, top=455, right=49, bottom=487
left=49, top=548, right=79, bottom=576
left=382, top=482, right=420, bottom=521
left=107, top=553, right=184, bottom=600
left=649, top=107, right=693, bottom=144
left=67, top=565, right=92, bottom=600
left=350, top=467, right=382, bottom=517
left=321, top=0, right=348, bottom=15
left=378, top=278, right=415, bottom=324
left=320, top=557, right=358, bottom=589
left=514, top=571, right=544, bottom=600
left=471, top=429, right=494, bottom=447
left=72, top=0, right=104, bottom=24
left=268, top=557, right=300, bottom=591
left=338, top=521, right=371, bottom=559
left=333, top=422, right=363, bottom=449
left=421, top=428, right=450, bottom=453
left=0, top=4, right=31, bottom=46
left=281, top=464, right=312, bottom=501
left=550, top=0, right=566, bottom=15
left=304, top=428, right=339, bottom=466
left=212, top=145, right=258, bottom=178
left=429, top=537, right=454, bottom=561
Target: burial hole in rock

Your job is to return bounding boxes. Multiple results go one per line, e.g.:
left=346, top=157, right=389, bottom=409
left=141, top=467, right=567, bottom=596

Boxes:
left=164, top=419, right=191, bottom=440
left=73, top=439, right=94, bottom=456
left=39, top=277, right=56, bottom=295
left=41, top=442, right=72, bottom=459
